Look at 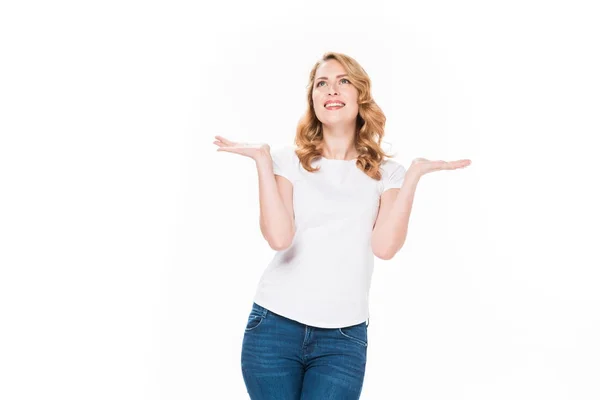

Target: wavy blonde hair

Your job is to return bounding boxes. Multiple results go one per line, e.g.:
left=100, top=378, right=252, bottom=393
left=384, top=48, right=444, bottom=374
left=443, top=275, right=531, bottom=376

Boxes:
left=294, top=52, right=394, bottom=180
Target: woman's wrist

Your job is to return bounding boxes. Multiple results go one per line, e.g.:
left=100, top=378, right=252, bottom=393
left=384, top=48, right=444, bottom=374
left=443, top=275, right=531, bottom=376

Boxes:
left=254, top=151, right=273, bottom=168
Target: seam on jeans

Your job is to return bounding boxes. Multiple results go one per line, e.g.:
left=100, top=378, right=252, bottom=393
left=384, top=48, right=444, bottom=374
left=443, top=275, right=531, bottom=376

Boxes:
left=253, top=302, right=268, bottom=319
left=338, top=328, right=368, bottom=347
left=245, top=315, right=264, bottom=332
left=302, top=325, right=310, bottom=358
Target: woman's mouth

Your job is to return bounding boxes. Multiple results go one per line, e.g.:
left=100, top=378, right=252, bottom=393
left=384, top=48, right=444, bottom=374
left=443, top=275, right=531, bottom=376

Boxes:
left=324, top=102, right=345, bottom=110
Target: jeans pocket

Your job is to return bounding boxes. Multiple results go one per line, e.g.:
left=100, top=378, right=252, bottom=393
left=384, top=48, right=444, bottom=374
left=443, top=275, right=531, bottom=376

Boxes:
left=245, top=303, right=267, bottom=332
left=338, top=322, right=368, bottom=347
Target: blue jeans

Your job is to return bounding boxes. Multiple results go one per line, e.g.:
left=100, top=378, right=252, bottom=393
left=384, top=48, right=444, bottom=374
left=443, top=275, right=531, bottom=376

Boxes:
left=241, top=302, right=368, bottom=399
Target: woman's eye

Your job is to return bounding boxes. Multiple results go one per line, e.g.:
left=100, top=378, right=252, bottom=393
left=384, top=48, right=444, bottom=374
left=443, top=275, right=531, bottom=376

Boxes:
left=316, top=78, right=349, bottom=87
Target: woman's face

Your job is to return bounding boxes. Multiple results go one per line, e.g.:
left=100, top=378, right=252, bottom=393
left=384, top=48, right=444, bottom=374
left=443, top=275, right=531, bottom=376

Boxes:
left=311, top=59, right=359, bottom=127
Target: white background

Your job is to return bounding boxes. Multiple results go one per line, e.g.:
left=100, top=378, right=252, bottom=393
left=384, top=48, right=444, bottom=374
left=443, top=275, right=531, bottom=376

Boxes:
left=1, top=0, right=599, bottom=399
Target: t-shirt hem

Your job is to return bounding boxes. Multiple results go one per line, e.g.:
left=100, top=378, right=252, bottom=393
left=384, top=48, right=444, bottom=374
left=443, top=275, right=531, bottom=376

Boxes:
left=253, top=296, right=369, bottom=329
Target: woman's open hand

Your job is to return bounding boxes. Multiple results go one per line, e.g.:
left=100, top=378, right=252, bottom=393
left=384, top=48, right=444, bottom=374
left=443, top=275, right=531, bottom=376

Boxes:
left=213, top=136, right=271, bottom=161
left=407, top=157, right=471, bottom=179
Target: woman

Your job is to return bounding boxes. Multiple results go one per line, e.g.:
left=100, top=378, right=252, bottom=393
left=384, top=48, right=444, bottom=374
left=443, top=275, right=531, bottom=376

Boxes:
left=214, top=51, right=471, bottom=399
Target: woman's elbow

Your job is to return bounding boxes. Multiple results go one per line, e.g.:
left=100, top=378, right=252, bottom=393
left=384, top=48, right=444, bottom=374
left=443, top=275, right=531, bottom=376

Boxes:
left=372, top=243, right=401, bottom=260
left=374, top=250, right=394, bottom=260
left=270, top=241, right=290, bottom=251
left=268, top=234, right=294, bottom=251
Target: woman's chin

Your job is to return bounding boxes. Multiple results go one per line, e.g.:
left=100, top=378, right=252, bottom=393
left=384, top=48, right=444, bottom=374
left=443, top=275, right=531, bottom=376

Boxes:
left=321, top=119, right=353, bottom=128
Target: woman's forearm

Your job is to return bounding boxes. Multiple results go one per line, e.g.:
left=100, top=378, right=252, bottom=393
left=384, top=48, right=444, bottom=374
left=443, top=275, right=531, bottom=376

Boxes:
left=255, top=154, right=295, bottom=250
left=372, top=172, right=420, bottom=259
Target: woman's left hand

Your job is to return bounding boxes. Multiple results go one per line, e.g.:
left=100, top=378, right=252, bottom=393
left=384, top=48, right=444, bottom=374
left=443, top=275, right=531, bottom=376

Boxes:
left=406, top=157, right=471, bottom=179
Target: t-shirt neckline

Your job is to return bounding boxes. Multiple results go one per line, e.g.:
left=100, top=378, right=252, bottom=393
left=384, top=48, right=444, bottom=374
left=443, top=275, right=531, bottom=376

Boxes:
left=319, top=156, right=357, bottom=162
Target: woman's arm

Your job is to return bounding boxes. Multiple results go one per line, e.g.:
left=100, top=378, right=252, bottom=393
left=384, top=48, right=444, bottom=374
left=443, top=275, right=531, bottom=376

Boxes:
left=214, top=136, right=295, bottom=251
left=372, top=157, right=471, bottom=260
left=371, top=172, right=420, bottom=260
left=255, top=153, right=295, bottom=251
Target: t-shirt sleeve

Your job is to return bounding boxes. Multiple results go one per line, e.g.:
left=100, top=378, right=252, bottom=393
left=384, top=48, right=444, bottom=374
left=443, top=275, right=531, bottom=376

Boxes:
left=270, top=145, right=298, bottom=183
left=381, top=161, right=407, bottom=193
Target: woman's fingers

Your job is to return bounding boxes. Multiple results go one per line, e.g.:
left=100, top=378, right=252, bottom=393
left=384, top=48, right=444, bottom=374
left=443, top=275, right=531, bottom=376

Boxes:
left=449, top=159, right=471, bottom=169
left=214, top=140, right=233, bottom=148
left=215, top=135, right=236, bottom=146
left=214, top=136, right=242, bottom=152
left=440, top=160, right=470, bottom=170
left=214, top=136, right=226, bottom=145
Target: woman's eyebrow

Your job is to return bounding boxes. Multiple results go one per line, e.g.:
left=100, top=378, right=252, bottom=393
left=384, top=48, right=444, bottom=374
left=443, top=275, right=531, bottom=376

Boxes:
left=315, top=74, right=348, bottom=81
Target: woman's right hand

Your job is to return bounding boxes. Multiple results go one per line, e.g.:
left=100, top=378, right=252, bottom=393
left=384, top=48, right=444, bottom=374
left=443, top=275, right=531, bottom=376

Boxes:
left=213, top=136, right=271, bottom=161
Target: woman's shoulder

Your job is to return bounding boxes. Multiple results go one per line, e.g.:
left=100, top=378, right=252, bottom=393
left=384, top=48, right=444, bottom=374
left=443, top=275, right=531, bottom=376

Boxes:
left=270, top=144, right=300, bottom=160
left=380, top=157, right=405, bottom=172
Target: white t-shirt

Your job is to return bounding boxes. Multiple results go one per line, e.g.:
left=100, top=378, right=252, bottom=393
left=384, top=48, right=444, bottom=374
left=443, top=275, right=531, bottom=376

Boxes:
left=253, top=145, right=406, bottom=328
